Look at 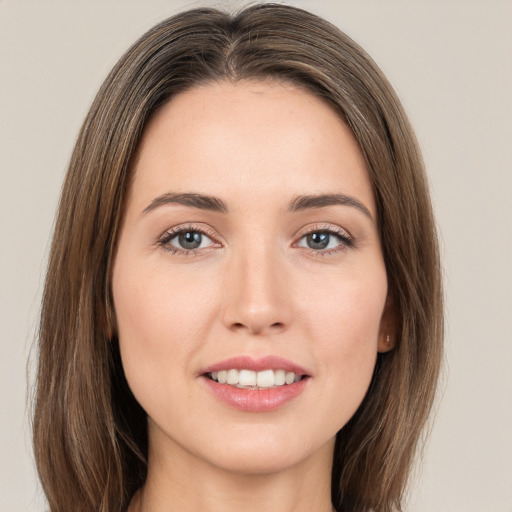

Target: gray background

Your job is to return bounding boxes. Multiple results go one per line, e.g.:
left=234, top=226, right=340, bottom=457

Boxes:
left=1, top=1, right=511, bottom=511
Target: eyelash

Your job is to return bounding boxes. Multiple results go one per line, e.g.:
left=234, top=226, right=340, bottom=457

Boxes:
left=157, top=223, right=354, bottom=257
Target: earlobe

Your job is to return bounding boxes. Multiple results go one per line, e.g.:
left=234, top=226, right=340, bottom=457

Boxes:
left=378, top=333, right=395, bottom=353
left=377, top=294, right=397, bottom=353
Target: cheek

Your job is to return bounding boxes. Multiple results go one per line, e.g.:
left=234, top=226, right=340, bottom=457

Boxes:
left=112, top=258, right=220, bottom=405
left=301, top=267, right=386, bottom=343
left=299, top=270, right=387, bottom=408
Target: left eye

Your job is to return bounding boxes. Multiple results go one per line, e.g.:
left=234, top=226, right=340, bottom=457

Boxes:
left=166, top=230, right=214, bottom=250
left=297, top=231, right=346, bottom=251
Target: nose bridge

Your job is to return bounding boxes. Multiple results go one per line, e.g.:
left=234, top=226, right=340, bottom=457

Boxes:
left=222, top=237, right=290, bottom=335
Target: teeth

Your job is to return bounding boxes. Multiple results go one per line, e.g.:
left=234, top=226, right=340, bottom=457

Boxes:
left=256, top=369, right=274, bottom=388
left=239, top=369, right=257, bottom=386
left=275, top=369, right=286, bottom=385
left=208, top=369, right=303, bottom=388
left=227, top=369, right=239, bottom=385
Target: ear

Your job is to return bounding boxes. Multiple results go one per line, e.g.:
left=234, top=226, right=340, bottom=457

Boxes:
left=377, top=293, right=398, bottom=353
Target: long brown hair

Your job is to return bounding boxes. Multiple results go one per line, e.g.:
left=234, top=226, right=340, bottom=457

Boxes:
left=33, top=4, right=443, bottom=511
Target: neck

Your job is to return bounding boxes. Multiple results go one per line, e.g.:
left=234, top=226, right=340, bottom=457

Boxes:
left=130, top=430, right=335, bottom=512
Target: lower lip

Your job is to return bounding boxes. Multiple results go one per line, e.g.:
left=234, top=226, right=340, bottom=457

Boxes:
left=202, top=376, right=308, bottom=412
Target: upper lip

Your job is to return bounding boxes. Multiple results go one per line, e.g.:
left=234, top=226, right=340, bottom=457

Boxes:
left=200, top=355, right=310, bottom=376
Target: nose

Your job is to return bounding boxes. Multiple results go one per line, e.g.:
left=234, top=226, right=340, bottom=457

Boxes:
left=221, top=244, right=292, bottom=336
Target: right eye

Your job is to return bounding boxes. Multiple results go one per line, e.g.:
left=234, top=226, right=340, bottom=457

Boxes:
left=158, top=226, right=220, bottom=255
left=170, top=230, right=211, bottom=250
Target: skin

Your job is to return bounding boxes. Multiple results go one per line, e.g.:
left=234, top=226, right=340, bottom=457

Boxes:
left=113, top=80, right=394, bottom=512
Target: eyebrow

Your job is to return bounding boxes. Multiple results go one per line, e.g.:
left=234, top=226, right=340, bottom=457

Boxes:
left=142, top=191, right=372, bottom=220
left=142, top=193, right=228, bottom=215
left=288, top=193, right=373, bottom=220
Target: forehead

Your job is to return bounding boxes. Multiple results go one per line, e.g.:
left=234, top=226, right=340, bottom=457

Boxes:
left=128, top=79, right=375, bottom=216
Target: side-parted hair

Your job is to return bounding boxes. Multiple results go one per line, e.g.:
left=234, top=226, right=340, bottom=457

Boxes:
left=33, top=4, right=443, bottom=512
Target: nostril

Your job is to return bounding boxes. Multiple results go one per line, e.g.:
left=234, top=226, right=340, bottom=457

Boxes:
left=229, top=321, right=286, bottom=334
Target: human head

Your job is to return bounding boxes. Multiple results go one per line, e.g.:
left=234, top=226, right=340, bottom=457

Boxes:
left=34, top=4, right=443, bottom=512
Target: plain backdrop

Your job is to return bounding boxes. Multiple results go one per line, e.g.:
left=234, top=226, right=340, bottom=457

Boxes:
left=1, top=1, right=511, bottom=511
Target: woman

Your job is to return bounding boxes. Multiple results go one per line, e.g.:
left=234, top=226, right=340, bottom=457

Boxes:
left=33, top=4, right=443, bottom=512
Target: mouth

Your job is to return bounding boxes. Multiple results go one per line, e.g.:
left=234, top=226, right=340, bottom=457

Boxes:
left=206, top=368, right=305, bottom=389
left=200, top=356, right=310, bottom=412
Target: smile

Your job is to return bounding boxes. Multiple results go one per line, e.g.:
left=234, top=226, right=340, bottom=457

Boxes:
left=208, top=369, right=303, bottom=389
left=201, top=355, right=310, bottom=411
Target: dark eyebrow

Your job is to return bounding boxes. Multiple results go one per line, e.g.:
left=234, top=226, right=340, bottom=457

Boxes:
left=142, top=193, right=228, bottom=215
left=288, top=194, right=373, bottom=220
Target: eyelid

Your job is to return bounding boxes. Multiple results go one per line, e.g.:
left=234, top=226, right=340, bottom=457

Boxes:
left=295, top=223, right=352, bottom=238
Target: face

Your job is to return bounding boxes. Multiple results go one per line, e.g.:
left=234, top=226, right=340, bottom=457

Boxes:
left=112, top=80, right=392, bottom=476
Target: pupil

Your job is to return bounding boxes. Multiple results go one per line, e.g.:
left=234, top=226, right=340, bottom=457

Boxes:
left=307, top=232, right=329, bottom=249
left=179, top=231, right=202, bottom=249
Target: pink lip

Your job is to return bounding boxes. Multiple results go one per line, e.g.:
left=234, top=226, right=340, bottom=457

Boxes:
left=200, top=355, right=310, bottom=412
left=202, top=377, right=309, bottom=412
left=201, top=355, right=309, bottom=375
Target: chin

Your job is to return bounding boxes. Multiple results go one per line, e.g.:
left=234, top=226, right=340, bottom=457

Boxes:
left=193, top=425, right=335, bottom=477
